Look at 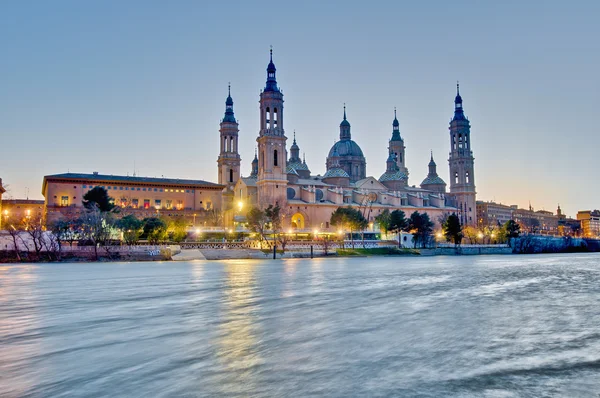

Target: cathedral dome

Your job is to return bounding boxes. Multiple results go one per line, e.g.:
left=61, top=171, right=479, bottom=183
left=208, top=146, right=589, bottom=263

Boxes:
left=327, top=139, right=364, bottom=158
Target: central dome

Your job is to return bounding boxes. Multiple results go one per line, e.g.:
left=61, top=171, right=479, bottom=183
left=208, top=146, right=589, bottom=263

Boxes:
left=328, top=139, right=364, bottom=158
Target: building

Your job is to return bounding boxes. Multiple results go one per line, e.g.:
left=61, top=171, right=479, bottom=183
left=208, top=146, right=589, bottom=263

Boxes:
left=577, top=210, right=600, bottom=237
left=476, top=201, right=514, bottom=227
left=448, top=83, right=477, bottom=226
left=229, top=51, right=479, bottom=231
left=512, top=205, right=559, bottom=234
left=42, top=173, right=224, bottom=225
left=2, top=199, right=45, bottom=226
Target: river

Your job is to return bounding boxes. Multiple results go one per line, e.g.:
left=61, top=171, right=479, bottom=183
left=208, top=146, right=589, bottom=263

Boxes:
left=1, top=254, right=599, bottom=397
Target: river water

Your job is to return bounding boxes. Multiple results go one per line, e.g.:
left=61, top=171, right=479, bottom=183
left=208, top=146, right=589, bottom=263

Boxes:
left=1, top=254, right=599, bottom=397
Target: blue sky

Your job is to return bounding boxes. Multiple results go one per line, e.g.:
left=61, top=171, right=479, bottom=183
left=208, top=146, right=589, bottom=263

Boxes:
left=1, top=0, right=598, bottom=217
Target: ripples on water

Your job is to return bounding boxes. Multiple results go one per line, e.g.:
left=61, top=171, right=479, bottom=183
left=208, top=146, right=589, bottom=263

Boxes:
left=1, top=254, right=599, bottom=397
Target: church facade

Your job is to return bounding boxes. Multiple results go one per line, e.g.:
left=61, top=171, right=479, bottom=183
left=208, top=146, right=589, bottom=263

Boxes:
left=224, top=51, right=477, bottom=231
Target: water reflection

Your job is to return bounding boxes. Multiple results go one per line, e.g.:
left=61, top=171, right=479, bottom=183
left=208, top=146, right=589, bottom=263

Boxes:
left=216, top=260, right=262, bottom=395
left=0, top=265, right=40, bottom=397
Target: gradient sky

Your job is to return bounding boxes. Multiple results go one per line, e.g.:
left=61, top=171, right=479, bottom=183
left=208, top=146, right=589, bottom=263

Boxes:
left=1, top=0, right=598, bottom=217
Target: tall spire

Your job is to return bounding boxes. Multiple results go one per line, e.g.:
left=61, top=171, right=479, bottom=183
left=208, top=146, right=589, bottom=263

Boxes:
left=290, top=130, right=300, bottom=161
left=391, top=107, right=401, bottom=141
left=265, top=46, right=279, bottom=92
left=223, top=83, right=235, bottom=122
left=453, top=81, right=466, bottom=121
left=340, top=103, right=351, bottom=140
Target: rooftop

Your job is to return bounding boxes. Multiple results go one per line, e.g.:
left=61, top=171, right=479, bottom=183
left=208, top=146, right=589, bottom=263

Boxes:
left=43, top=172, right=223, bottom=193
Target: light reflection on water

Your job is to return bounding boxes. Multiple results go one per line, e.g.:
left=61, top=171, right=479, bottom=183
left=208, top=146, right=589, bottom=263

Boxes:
left=0, top=254, right=599, bottom=397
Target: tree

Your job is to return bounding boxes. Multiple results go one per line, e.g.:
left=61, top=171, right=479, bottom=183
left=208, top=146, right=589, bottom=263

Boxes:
left=463, top=226, right=478, bottom=245
left=116, top=215, right=143, bottom=245
left=503, top=220, right=521, bottom=247
left=408, top=211, right=434, bottom=248
left=205, top=209, right=222, bottom=227
left=330, top=206, right=367, bottom=249
left=21, top=214, right=46, bottom=260
left=246, top=207, right=269, bottom=247
left=83, top=187, right=115, bottom=212
left=375, top=210, right=392, bottom=238
left=78, top=207, right=117, bottom=260
left=143, top=217, right=168, bottom=245
left=388, top=209, right=408, bottom=247
left=443, top=213, right=463, bottom=247
left=166, top=217, right=188, bottom=243
left=5, top=214, right=23, bottom=261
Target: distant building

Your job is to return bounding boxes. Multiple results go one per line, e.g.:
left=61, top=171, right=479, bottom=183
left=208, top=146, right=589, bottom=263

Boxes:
left=2, top=199, right=45, bottom=225
left=512, top=205, right=559, bottom=234
left=576, top=210, right=600, bottom=237
left=42, top=173, right=224, bottom=225
left=476, top=201, right=514, bottom=227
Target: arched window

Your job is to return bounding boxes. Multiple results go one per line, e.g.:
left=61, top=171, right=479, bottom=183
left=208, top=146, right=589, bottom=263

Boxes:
left=458, top=134, right=463, bottom=149
left=455, top=172, right=459, bottom=184
left=266, top=107, right=270, bottom=127
left=274, top=149, right=278, bottom=166
left=465, top=171, right=470, bottom=184
left=229, top=169, right=234, bottom=183
left=273, top=108, right=278, bottom=126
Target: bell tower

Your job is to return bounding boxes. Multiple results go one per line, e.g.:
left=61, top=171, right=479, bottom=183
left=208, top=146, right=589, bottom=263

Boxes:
left=217, top=84, right=241, bottom=190
left=389, top=108, right=409, bottom=179
left=448, top=83, right=476, bottom=225
left=256, top=48, right=288, bottom=206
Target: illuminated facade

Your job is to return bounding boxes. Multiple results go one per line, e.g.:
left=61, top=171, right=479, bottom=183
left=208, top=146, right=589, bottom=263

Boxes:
left=42, top=173, right=224, bottom=225
left=229, top=51, right=479, bottom=230
left=577, top=210, right=600, bottom=237
left=2, top=199, right=45, bottom=225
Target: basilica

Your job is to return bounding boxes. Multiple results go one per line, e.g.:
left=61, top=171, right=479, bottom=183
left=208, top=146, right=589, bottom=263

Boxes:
left=220, top=50, right=477, bottom=231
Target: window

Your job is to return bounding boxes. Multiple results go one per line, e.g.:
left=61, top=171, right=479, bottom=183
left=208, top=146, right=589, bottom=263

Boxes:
left=137, top=188, right=141, bottom=191
left=166, top=200, right=172, bottom=209
left=155, top=199, right=162, bottom=209
left=206, top=201, right=212, bottom=210
left=144, top=199, right=150, bottom=209
left=83, top=185, right=87, bottom=188
left=120, top=187, right=123, bottom=190
left=229, top=169, right=233, bottom=183
left=455, top=172, right=459, bottom=184
left=61, top=196, right=69, bottom=206
left=143, top=188, right=146, bottom=191
left=466, top=171, right=470, bottom=184
left=154, top=188, right=158, bottom=192
left=274, top=150, right=278, bottom=166
left=176, top=200, right=183, bottom=210
left=132, top=199, right=139, bottom=208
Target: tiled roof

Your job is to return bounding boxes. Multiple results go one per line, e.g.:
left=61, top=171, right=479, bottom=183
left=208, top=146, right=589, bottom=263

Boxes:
left=379, top=170, right=408, bottom=182
left=323, top=168, right=350, bottom=178
left=44, top=173, right=222, bottom=188
left=421, top=176, right=446, bottom=186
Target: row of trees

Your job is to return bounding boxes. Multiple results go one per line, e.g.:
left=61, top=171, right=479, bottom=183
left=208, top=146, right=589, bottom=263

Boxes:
left=3, top=187, right=192, bottom=261
left=442, top=214, right=522, bottom=247
left=244, top=205, right=438, bottom=250
left=374, top=209, right=435, bottom=248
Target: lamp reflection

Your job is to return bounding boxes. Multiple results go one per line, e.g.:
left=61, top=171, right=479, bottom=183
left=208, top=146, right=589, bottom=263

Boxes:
left=217, top=261, right=262, bottom=394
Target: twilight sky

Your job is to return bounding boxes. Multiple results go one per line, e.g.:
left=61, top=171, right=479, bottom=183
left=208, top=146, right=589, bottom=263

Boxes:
left=1, top=0, right=598, bottom=217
